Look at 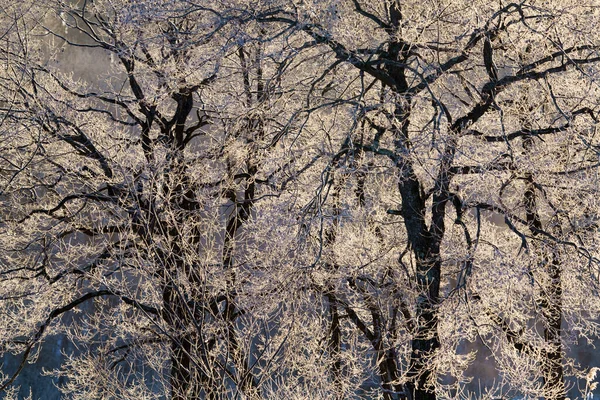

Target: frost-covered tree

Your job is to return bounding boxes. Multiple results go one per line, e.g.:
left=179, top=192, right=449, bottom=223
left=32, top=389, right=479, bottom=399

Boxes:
left=2, top=1, right=600, bottom=400
left=0, top=1, right=316, bottom=398
left=257, top=1, right=600, bottom=399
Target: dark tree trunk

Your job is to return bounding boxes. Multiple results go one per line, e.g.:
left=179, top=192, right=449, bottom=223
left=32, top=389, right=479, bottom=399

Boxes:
left=542, top=252, right=565, bottom=400
left=523, top=136, right=565, bottom=400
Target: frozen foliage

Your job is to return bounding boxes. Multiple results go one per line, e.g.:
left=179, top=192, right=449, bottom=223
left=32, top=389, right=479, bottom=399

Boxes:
left=1, top=1, right=600, bottom=399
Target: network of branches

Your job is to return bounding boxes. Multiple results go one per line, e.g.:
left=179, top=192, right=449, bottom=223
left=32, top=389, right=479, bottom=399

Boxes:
left=1, top=1, right=600, bottom=399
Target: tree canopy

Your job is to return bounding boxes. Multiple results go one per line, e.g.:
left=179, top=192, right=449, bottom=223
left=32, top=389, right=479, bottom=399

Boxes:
left=2, top=1, right=600, bottom=399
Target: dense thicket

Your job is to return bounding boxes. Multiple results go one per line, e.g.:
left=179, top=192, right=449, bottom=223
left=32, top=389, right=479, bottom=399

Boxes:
left=2, top=1, right=600, bottom=399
